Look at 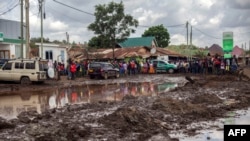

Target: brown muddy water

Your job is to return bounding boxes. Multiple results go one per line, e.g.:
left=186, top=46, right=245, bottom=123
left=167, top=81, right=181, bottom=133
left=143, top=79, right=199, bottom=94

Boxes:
left=0, top=82, right=177, bottom=120
left=1, top=75, right=250, bottom=141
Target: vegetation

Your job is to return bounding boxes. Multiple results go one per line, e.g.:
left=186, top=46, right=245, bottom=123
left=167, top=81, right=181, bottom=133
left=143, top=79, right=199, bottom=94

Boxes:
left=88, top=1, right=138, bottom=49
left=142, top=24, right=170, bottom=47
left=29, top=37, right=69, bottom=48
left=168, top=44, right=209, bottom=58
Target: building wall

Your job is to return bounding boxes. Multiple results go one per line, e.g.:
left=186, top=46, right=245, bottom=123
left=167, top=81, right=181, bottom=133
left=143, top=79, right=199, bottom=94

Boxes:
left=0, top=19, right=26, bottom=59
left=36, top=43, right=68, bottom=65
left=0, top=19, right=24, bottom=39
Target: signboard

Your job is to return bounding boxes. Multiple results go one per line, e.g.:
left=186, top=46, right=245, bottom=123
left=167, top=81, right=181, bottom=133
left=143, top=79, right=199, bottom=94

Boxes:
left=0, top=32, right=3, bottom=41
left=224, top=53, right=232, bottom=59
left=223, top=32, right=233, bottom=52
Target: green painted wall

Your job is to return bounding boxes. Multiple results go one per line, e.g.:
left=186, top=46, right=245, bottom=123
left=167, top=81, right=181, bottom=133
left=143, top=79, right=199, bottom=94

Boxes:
left=0, top=38, right=25, bottom=44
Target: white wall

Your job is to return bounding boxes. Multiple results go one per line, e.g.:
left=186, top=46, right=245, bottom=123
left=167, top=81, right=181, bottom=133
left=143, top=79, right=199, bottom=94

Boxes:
left=157, top=55, right=169, bottom=62
left=37, top=43, right=68, bottom=65
left=0, top=43, right=26, bottom=59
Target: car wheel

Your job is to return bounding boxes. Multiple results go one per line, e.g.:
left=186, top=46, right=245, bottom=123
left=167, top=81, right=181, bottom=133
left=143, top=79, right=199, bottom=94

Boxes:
left=104, top=73, right=108, bottom=79
left=116, top=72, right=120, bottom=78
left=20, top=77, right=31, bottom=85
left=168, top=69, right=174, bottom=74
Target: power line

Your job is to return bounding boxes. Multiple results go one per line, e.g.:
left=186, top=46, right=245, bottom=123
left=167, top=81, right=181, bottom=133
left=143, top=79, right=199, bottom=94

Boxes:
left=52, top=0, right=94, bottom=16
left=138, top=23, right=185, bottom=28
left=192, top=26, right=221, bottom=40
left=0, top=2, right=19, bottom=16
left=46, top=4, right=86, bottom=24
left=0, top=0, right=18, bottom=13
left=52, top=0, right=185, bottom=29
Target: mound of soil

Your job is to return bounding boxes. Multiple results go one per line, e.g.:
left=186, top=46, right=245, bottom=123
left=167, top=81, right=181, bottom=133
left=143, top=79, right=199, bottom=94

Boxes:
left=0, top=74, right=250, bottom=141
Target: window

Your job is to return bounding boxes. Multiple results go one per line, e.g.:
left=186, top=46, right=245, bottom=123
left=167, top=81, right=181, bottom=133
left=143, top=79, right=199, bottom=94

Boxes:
left=107, top=64, right=113, bottom=68
left=39, top=62, right=48, bottom=71
left=0, top=50, right=10, bottom=59
left=3, top=63, right=12, bottom=70
left=15, top=62, right=24, bottom=69
left=26, top=62, right=35, bottom=69
left=159, top=61, right=166, bottom=65
left=153, top=61, right=158, bottom=67
left=45, top=50, right=53, bottom=60
left=60, top=50, right=65, bottom=62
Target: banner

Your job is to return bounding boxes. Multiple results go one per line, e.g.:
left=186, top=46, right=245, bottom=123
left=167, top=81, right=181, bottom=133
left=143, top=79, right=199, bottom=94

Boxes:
left=223, top=32, right=233, bottom=52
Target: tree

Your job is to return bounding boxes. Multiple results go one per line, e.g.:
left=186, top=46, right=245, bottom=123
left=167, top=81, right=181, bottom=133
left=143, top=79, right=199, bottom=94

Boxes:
left=88, top=1, right=138, bottom=59
left=88, top=36, right=110, bottom=48
left=142, top=24, right=170, bottom=47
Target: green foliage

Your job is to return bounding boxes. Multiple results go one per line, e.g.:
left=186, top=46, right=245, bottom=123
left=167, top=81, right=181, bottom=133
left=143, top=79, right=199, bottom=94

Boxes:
left=167, top=44, right=208, bottom=58
left=194, top=49, right=207, bottom=58
left=30, top=37, right=50, bottom=48
left=88, top=36, right=110, bottom=48
left=29, top=37, right=70, bottom=48
left=88, top=1, right=138, bottom=48
left=142, top=24, right=170, bottom=47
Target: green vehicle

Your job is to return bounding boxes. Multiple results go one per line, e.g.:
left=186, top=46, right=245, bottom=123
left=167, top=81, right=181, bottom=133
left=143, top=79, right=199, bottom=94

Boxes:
left=151, top=59, right=177, bottom=74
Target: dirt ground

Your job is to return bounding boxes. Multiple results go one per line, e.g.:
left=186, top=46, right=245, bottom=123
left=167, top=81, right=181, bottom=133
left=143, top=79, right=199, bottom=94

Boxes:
left=0, top=73, right=250, bottom=141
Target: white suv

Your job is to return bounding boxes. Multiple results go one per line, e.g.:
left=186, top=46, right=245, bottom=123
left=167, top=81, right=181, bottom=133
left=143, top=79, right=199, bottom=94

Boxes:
left=0, top=58, right=47, bottom=84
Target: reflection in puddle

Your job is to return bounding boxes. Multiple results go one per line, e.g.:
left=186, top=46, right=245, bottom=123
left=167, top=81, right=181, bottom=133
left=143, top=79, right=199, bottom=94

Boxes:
left=48, top=82, right=177, bottom=108
left=0, top=82, right=177, bottom=119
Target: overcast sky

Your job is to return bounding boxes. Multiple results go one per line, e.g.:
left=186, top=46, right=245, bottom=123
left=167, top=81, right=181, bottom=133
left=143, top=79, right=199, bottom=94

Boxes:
left=0, top=0, right=250, bottom=48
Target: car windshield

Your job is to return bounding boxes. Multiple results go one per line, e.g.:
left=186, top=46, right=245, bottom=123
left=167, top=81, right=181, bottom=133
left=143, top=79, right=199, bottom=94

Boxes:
left=90, top=63, right=102, bottom=68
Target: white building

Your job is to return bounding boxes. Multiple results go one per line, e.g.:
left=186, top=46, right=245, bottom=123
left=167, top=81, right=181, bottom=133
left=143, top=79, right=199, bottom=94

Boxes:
left=35, top=43, right=68, bottom=65
left=0, top=19, right=26, bottom=59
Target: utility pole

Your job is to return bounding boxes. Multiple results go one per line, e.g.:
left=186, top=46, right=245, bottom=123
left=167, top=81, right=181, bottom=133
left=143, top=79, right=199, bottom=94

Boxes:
left=186, top=21, right=189, bottom=46
left=186, top=21, right=189, bottom=61
left=66, top=32, right=70, bottom=58
left=20, top=0, right=24, bottom=58
left=25, top=0, right=30, bottom=58
left=190, top=26, right=192, bottom=60
left=38, top=0, right=44, bottom=59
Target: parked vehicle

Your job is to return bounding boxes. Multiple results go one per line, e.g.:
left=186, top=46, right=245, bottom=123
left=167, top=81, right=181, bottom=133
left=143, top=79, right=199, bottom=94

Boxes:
left=0, top=58, right=47, bottom=84
left=88, top=62, right=120, bottom=79
left=150, top=59, right=177, bottom=74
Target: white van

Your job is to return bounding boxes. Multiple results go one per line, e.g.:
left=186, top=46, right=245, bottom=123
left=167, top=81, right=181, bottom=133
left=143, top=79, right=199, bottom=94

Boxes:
left=0, top=58, right=48, bottom=84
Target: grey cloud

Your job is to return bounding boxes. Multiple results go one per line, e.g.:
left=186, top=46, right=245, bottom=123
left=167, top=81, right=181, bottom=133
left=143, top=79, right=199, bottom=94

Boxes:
left=228, top=0, right=250, bottom=9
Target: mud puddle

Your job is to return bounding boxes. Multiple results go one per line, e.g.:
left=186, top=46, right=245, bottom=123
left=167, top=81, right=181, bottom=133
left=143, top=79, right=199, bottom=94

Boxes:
left=0, top=82, right=177, bottom=120
left=170, top=108, right=250, bottom=141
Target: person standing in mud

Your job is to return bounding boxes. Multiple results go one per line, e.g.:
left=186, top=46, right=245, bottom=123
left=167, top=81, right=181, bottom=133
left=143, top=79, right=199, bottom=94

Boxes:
left=130, top=60, right=136, bottom=75
left=147, top=59, right=151, bottom=73
left=67, top=59, right=72, bottom=80
left=70, top=61, right=77, bottom=80
left=122, top=61, right=128, bottom=76
left=231, top=55, right=238, bottom=72
left=213, top=56, right=221, bottom=75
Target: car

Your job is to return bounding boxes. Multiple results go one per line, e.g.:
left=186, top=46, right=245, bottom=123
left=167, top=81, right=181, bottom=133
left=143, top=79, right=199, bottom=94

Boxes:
left=0, top=58, right=48, bottom=84
left=88, top=62, right=120, bottom=79
left=150, top=59, right=177, bottom=74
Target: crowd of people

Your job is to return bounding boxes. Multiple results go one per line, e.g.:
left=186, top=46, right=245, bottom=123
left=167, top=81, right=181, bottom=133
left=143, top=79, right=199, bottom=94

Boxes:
left=174, top=54, right=240, bottom=75
left=52, top=54, right=246, bottom=80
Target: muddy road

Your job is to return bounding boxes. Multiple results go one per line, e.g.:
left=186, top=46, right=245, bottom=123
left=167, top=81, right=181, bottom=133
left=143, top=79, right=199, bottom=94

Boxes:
left=0, top=74, right=250, bottom=141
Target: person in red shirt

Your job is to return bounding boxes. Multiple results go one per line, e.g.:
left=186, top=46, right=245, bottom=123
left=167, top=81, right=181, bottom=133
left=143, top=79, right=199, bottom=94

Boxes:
left=70, top=62, right=77, bottom=80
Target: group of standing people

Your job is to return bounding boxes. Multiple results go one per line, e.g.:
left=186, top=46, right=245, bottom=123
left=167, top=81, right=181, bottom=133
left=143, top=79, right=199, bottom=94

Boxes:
left=175, top=54, right=239, bottom=75
left=52, top=54, right=241, bottom=80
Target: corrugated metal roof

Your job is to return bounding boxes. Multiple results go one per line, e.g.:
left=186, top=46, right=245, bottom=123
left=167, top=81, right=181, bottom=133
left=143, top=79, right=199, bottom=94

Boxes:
left=209, top=44, right=223, bottom=56
left=72, top=46, right=183, bottom=60
left=118, top=36, right=156, bottom=48
left=232, top=45, right=244, bottom=56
